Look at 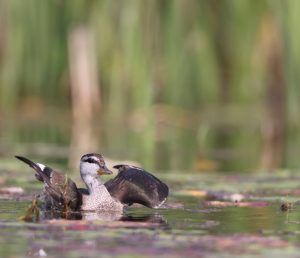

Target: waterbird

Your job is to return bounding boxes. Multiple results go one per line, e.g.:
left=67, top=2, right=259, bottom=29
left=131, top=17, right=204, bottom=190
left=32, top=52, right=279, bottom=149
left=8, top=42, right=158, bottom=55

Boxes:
left=15, top=153, right=169, bottom=212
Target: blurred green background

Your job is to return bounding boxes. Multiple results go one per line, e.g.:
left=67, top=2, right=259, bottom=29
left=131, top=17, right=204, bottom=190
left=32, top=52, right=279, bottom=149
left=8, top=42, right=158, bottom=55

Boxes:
left=0, top=0, right=299, bottom=172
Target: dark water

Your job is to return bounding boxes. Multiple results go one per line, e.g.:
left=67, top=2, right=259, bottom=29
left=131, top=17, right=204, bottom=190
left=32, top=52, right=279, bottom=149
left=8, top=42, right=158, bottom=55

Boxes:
left=1, top=194, right=300, bottom=258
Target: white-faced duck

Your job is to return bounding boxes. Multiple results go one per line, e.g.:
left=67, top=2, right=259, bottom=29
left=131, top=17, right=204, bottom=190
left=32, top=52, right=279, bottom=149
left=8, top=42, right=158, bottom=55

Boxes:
left=15, top=153, right=169, bottom=212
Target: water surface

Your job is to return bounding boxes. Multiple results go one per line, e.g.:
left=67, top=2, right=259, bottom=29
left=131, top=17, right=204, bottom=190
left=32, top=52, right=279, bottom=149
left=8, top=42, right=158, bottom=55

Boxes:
left=1, top=173, right=300, bottom=257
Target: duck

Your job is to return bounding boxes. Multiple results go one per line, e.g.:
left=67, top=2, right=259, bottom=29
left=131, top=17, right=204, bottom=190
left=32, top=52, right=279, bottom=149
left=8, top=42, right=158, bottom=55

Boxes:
left=15, top=153, right=169, bottom=213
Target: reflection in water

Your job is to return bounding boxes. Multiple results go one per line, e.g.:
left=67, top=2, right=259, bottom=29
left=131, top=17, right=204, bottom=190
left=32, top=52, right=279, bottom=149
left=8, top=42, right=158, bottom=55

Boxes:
left=121, top=212, right=169, bottom=228
left=81, top=210, right=123, bottom=221
left=81, top=210, right=169, bottom=227
left=37, top=207, right=168, bottom=227
left=40, top=210, right=83, bottom=220
left=4, top=197, right=300, bottom=258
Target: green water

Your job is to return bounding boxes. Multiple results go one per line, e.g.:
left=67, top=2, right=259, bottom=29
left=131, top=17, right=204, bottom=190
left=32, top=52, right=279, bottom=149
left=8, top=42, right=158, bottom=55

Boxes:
left=1, top=194, right=300, bottom=258
left=2, top=170, right=300, bottom=257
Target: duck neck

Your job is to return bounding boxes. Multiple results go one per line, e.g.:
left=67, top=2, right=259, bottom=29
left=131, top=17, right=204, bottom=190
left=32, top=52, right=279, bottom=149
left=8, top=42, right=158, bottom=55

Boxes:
left=82, top=174, right=105, bottom=196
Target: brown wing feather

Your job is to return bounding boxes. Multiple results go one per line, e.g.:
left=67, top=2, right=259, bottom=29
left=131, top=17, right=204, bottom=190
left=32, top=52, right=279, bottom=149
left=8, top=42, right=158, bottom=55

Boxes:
left=15, top=156, right=81, bottom=210
left=105, top=165, right=169, bottom=208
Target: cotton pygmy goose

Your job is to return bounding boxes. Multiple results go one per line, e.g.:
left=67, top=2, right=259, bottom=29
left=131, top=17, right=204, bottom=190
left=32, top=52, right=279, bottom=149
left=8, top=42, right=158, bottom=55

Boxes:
left=15, top=153, right=169, bottom=212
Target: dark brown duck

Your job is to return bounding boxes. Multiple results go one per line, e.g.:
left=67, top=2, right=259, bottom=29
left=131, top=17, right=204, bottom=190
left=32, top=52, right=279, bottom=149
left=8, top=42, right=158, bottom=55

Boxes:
left=15, top=153, right=169, bottom=212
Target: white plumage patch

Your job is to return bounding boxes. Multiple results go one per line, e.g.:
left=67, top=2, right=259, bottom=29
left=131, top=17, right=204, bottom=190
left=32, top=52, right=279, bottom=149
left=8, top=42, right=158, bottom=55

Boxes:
left=80, top=162, right=99, bottom=177
left=37, top=163, right=46, bottom=171
left=154, top=198, right=166, bottom=209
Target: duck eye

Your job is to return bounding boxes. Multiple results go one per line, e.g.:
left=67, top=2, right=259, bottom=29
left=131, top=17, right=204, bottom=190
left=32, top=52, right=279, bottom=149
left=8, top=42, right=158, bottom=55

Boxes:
left=85, top=158, right=97, bottom=164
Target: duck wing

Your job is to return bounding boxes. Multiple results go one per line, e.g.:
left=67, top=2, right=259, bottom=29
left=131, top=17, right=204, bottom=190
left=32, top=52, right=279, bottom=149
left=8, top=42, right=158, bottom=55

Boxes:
left=105, top=165, right=169, bottom=208
left=15, top=156, right=82, bottom=210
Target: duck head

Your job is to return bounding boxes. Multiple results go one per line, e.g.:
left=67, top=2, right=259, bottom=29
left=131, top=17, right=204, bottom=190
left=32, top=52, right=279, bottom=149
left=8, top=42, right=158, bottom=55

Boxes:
left=80, top=153, right=112, bottom=179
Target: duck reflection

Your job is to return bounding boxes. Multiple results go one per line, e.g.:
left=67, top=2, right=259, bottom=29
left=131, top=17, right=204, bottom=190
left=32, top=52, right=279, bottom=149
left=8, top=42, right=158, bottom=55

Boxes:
left=81, top=210, right=123, bottom=221
left=81, top=209, right=168, bottom=228
left=121, top=212, right=167, bottom=225
left=26, top=206, right=168, bottom=228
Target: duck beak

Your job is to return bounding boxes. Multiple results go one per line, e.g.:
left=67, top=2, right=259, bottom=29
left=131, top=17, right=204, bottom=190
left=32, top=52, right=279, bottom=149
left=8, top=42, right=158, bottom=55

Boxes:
left=97, top=166, right=113, bottom=175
